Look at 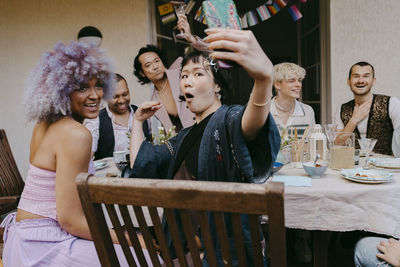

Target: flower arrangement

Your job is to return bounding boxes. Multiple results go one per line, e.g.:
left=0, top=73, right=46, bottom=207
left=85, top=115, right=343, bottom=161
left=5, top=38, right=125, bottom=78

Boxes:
left=279, top=127, right=295, bottom=150
left=153, top=126, right=176, bottom=145
left=125, top=125, right=177, bottom=149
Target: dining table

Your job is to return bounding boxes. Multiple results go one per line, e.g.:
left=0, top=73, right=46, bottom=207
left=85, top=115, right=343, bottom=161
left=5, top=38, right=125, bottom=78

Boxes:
left=269, top=155, right=400, bottom=266
left=94, top=156, right=400, bottom=266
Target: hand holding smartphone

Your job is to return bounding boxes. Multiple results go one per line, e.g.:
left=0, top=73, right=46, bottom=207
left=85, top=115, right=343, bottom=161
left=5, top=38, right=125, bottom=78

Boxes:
left=202, top=0, right=242, bottom=68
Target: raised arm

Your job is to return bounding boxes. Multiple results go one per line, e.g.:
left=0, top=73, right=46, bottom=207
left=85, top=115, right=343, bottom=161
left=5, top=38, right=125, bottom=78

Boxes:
left=177, top=15, right=208, bottom=52
left=129, top=101, right=162, bottom=168
left=204, top=28, right=274, bottom=141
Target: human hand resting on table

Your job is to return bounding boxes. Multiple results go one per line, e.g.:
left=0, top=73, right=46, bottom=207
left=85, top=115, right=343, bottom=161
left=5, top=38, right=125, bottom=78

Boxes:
left=204, top=28, right=273, bottom=82
left=376, top=238, right=400, bottom=267
left=134, top=101, right=162, bottom=122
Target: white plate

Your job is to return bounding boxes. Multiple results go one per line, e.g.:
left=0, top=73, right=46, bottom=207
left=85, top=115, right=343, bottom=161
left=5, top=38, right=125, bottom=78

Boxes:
left=373, top=158, right=400, bottom=169
left=340, top=168, right=393, bottom=184
left=340, top=175, right=392, bottom=184
left=94, top=161, right=108, bottom=171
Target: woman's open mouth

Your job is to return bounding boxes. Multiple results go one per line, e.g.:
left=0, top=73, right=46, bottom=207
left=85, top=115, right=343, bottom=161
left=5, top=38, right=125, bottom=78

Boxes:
left=185, top=92, right=194, bottom=99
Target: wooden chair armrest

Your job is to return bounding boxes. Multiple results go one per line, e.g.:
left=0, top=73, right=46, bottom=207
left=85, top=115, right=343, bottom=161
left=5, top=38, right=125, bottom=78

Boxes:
left=0, top=196, right=19, bottom=205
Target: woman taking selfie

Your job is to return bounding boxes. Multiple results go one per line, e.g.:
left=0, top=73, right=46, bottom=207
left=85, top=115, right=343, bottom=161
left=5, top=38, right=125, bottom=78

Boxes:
left=125, top=28, right=280, bottom=266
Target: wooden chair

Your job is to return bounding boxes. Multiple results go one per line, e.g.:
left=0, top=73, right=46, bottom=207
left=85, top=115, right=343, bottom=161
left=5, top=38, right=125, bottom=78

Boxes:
left=0, top=129, right=25, bottom=215
left=76, top=173, right=286, bottom=267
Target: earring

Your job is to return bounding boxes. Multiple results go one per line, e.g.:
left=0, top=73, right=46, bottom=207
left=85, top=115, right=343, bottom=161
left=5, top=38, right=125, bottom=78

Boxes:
left=215, top=91, right=221, bottom=100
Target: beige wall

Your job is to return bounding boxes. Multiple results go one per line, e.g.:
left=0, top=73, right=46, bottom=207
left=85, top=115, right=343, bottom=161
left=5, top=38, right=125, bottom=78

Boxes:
left=330, top=0, right=400, bottom=121
left=3, top=0, right=400, bottom=175
left=0, top=0, right=152, bottom=176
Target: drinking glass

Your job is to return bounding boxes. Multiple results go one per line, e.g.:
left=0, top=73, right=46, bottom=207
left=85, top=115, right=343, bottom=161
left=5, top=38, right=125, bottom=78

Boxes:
left=113, top=150, right=128, bottom=171
left=173, top=4, right=187, bottom=40
left=290, top=139, right=303, bottom=168
left=357, top=138, right=377, bottom=169
left=323, top=124, right=338, bottom=144
left=329, top=132, right=355, bottom=169
left=175, top=4, right=186, bottom=19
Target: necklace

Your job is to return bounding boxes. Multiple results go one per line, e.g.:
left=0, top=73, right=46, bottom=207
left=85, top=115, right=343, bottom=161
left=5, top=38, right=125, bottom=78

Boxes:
left=156, top=78, right=168, bottom=94
left=274, top=98, right=295, bottom=112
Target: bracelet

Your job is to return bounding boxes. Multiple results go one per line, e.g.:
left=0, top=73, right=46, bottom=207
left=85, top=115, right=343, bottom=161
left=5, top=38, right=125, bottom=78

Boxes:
left=251, top=97, right=271, bottom=107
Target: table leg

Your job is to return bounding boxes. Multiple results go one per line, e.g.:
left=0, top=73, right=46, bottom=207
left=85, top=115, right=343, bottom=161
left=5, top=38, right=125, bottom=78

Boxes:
left=313, top=231, right=329, bottom=267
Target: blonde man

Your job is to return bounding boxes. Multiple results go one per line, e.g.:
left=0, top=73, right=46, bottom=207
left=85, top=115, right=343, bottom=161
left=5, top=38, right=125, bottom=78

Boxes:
left=271, top=62, right=315, bottom=138
left=272, top=63, right=315, bottom=263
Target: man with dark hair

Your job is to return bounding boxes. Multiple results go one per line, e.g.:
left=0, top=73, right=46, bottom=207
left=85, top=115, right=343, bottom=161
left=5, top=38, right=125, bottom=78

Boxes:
left=133, top=15, right=208, bottom=135
left=84, top=73, right=151, bottom=160
left=334, top=61, right=400, bottom=155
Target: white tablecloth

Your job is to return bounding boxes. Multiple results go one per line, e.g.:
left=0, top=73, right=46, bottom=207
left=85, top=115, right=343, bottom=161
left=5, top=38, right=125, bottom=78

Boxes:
left=270, top=165, right=400, bottom=238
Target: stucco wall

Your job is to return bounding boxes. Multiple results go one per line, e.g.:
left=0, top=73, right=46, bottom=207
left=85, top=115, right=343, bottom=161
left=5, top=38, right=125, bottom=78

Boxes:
left=2, top=0, right=400, bottom=176
left=0, top=0, right=151, bottom=176
left=330, top=0, right=400, bottom=121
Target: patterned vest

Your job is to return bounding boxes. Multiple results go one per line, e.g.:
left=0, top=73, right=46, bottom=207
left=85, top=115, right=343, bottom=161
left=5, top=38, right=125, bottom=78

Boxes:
left=340, top=94, right=393, bottom=155
left=94, top=105, right=151, bottom=160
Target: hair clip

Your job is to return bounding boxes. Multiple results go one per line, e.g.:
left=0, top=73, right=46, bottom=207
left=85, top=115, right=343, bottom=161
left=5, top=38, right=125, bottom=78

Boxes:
left=206, top=57, right=218, bottom=73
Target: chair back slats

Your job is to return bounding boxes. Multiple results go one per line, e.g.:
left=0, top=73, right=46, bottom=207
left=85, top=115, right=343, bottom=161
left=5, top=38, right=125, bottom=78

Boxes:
left=0, top=130, right=24, bottom=194
left=148, top=206, right=174, bottom=266
left=0, top=154, right=15, bottom=195
left=76, top=177, right=119, bottom=267
left=213, top=211, right=232, bottom=266
left=105, top=204, right=138, bottom=267
left=179, top=210, right=203, bottom=266
left=164, top=208, right=189, bottom=267
left=132, top=206, right=160, bottom=267
left=230, top=213, right=247, bottom=267
left=249, top=214, right=264, bottom=267
left=119, top=205, right=150, bottom=267
left=197, top=211, right=218, bottom=267
left=0, top=129, right=25, bottom=217
left=266, top=183, right=286, bottom=267
left=77, top=174, right=286, bottom=267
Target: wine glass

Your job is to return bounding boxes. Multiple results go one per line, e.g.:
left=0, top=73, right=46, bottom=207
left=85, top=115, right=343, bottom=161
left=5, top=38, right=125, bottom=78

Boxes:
left=113, top=150, right=129, bottom=172
left=357, top=138, right=377, bottom=169
left=175, top=4, right=186, bottom=18
left=175, top=4, right=186, bottom=29
left=323, top=124, right=338, bottom=144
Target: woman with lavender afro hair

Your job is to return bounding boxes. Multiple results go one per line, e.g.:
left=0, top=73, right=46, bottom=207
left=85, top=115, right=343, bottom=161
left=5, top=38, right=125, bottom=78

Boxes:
left=0, top=41, right=160, bottom=266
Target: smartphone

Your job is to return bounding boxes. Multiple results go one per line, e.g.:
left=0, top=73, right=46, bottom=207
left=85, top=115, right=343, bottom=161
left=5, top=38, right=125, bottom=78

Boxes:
left=202, top=0, right=241, bottom=68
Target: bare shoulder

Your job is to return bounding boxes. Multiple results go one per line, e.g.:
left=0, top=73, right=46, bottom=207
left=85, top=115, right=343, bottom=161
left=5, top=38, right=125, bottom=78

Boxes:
left=51, top=117, right=92, bottom=146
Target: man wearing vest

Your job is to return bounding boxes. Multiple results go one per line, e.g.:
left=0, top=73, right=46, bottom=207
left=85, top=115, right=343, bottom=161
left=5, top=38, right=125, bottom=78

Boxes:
left=84, top=73, right=151, bottom=160
left=334, top=61, right=400, bottom=155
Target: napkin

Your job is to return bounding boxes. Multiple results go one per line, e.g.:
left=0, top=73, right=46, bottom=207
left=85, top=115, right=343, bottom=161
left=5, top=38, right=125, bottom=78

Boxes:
left=272, top=175, right=312, bottom=187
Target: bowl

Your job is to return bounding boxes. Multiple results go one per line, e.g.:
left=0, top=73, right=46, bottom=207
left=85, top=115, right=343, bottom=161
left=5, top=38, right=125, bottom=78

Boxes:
left=302, top=161, right=328, bottom=178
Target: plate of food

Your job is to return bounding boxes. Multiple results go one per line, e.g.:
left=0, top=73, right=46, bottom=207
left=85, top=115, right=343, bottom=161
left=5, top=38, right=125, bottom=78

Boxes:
left=340, top=168, right=393, bottom=184
left=94, top=161, right=108, bottom=171
left=372, top=158, right=400, bottom=169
